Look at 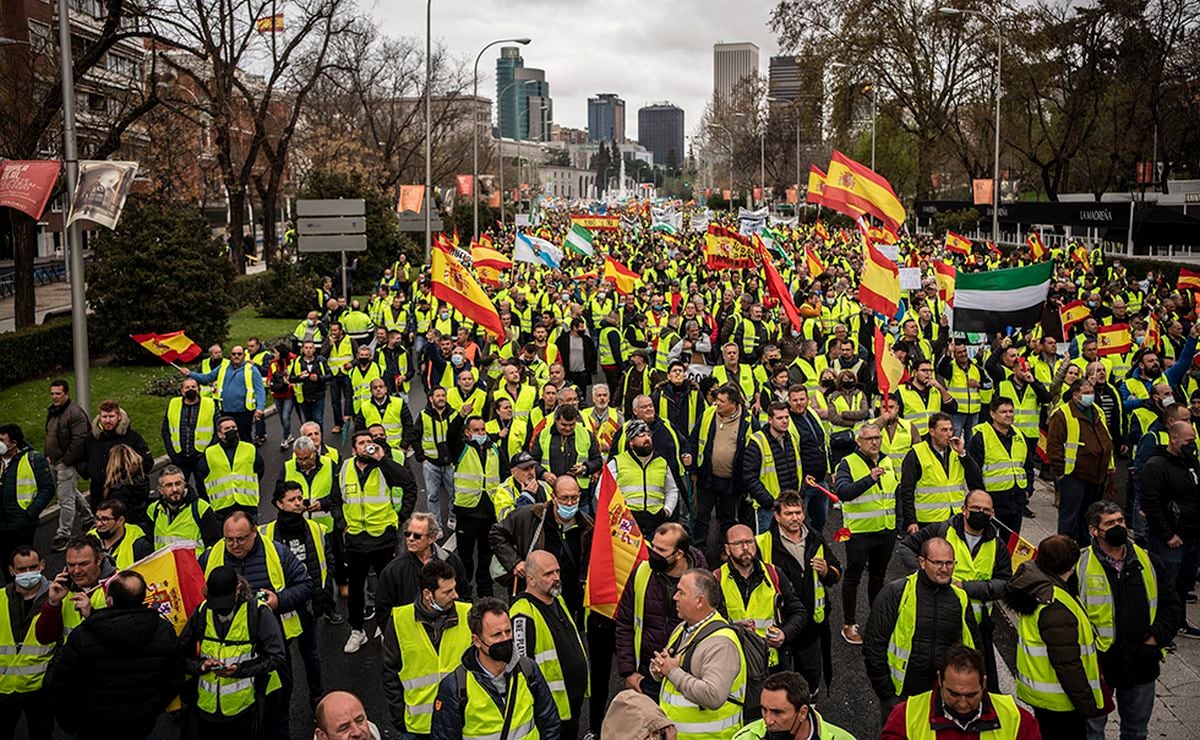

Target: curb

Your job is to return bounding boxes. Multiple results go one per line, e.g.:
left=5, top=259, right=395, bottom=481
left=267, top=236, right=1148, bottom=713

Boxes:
left=38, top=404, right=280, bottom=524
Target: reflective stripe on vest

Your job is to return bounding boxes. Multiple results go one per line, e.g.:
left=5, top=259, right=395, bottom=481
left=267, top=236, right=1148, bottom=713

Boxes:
left=453, top=445, right=502, bottom=510
left=903, top=690, right=1020, bottom=740
left=947, top=363, right=981, bottom=415
left=421, top=411, right=449, bottom=461
left=1016, top=584, right=1103, bottom=712
left=997, top=381, right=1040, bottom=439
left=878, top=418, right=916, bottom=463
left=338, top=460, right=396, bottom=537
left=898, top=386, right=940, bottom=431
left=886, top=572, right=974, bottom=694
left=841, top=453, right=898, bottom=533
left=86, top=523, right=147, bottom=570
left=149, top=499, right=209, bottom=555
left=1079, top=545, right=1157, bottom=652
left=461, top=666, right=540, bottom=740
left=510, top=595, right=587, bottom=720
left=283, top=459, right=334, bottom=532
left=1056, top=406, right=1111, bottom=476
left=659, top=613, right=747, bottom=740
left=747, top=430, right=802, bottom=512
left=204, top=540, right=302, bottom=639
left=204, top=443, right=259, bottom=511
left=719, top=562, right=782, bottom=666
left=912, top=442, right=966, bottom=524
left=167, top=396, right=216, bottom=454
left=0, top=588, right=54, bottom=693
left=261, top=518, right=327, bottom=586
left=361, top=397, right=406, bottom=450
left=976, top=422, right=1028, bottom=491
left=215, top=363, right=256, bottom=411
left=195, top=602, right=281, bottom=716
left=945, top=527, right=997, bottom=621
left=393, top=601, right=472, bottom=734
left=614, top=451, right=668, bottom=514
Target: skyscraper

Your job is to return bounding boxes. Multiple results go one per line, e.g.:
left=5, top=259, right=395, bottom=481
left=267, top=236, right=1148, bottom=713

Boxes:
left=588, top=93, right=626, bottom=143
left=638, top=103, right=685, bottom=171
left=713, top=42, right=760, bottom=103
left=497, top=47, right=553, bottom=140
left=496, top=47, right=523, bottom=140
left=768, top=55, right=803, bottom=103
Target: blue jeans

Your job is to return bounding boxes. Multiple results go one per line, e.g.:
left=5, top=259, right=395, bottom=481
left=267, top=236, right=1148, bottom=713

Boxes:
left=1086, top=680, right=1155, bottom=740
left=275, top=397, right=295, bottom=440
left=950, top=412, right=978, bottom=440
left=298, top=398, right=325, bottom=428
left=1056, top=475, right=1103, bottom=545
left=328, top=375, right=352, bottom=425
left=422, top=461, right=455, bottom=524
left=802, top=485, right=829, bottom=532
left=1149, top=535, right=1200, bottom=607
left=755, top=507, right=774, bottom=535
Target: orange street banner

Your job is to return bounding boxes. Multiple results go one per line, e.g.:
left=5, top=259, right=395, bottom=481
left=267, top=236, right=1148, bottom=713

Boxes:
left=821, top=151, right=906, bottom=231
left=1096, top=323, right=1132, bottom=357
left=397, top=185, right=425, bottom=213
left=704, top=223, right=757, bottom=270
left=934, top=261, right=956, bottom=308
left=973, top=179, right=993, bottom=206
left=126, top=545, right=207, bottom=634
left=584, top=465, right=648, bottom=618
left=255, top=13, right=284, bottom=32
left=131, top=331, right=202, bottom=364
left=603, top=256, right=643, bottom=295
left=805, top=165, right=826, bottom=205
left=945, top=231, right=971, bottom=256
left=860, top=235, right=901, bottom=317
left=1027, top=232, right=1048, bottom=260
left=1178, top=268, right=1200, bottom=293
left=430, top=248, right=503, bottom=339
left=456, top=174, right=474, bottom=197
left=1059, top=300, right=1091, bottom=338
left=570, top=214, right=619, bottom=231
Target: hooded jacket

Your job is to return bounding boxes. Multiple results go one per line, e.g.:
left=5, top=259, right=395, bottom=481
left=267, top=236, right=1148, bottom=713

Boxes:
left=79, top=409, right=154, bottom=506
left=52, top=606, right=185, bottom=739
left=1004, top=560, right=1106, bottom=717
left=429, top=648, right=561, bottom=740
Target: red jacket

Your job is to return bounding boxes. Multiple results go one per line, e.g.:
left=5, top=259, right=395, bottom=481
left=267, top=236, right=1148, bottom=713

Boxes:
left=881, top=688, right=1041, bottom=740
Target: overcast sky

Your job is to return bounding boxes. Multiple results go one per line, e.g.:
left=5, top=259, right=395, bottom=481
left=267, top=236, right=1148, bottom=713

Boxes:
left=374, top=0, right=782, bottom=142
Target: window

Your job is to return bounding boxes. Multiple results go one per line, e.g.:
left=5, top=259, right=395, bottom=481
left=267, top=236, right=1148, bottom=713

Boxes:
left=108, top=53, right=139, bottom=79
left=68, top=0, right=104, bottom=17
left=28, top=21, right=51, bottom=54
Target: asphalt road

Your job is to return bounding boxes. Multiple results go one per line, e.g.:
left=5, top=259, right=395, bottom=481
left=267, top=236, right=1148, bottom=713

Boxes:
left=20, top=383, right=1022, bottom=740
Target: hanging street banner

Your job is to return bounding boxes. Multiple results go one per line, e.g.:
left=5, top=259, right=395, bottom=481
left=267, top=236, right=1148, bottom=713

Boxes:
left=67, top=160, right=138, bottom=230
left=0, top=160, right=62, bottom=220
left=570, top=214, right=620, bottom=231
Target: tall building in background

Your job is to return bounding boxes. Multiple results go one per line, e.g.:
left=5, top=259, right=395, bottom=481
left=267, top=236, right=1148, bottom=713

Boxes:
left=587, top=93, right=626, bottom=143
left=768, top=55, right=803, bottom=103
left=713, top=42, right=759, bottom=103
left=638, top=103, right=685, bottom=171
left=496, top=47, right=553, bottom=141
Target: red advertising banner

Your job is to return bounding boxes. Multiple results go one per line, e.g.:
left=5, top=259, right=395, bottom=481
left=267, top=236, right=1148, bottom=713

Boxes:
left=456, top=174, right=474, bottom=196
left=0, top=160, right=61, bottom=220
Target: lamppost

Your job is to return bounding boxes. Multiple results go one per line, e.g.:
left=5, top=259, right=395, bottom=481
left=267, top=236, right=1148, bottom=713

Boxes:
left=515, top=103, right=548, bottom=213
left=424, top=0, right=432, bottom=260
left=495, top=79, right=533, bottom=226
left=711, top=123, right=736, bottom=210
left=3, top=6, right=91, bottom=409
left=472, top=37, right=530, bottom=241
left=940, top=6, right=1002, bottom=245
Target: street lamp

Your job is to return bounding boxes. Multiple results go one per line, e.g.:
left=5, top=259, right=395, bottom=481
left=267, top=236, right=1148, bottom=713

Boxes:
left=472, top=37, right=530, bottom=241
left=940, top=6, right=1002, bottom=246
left=424, top=0, right=432, bottom=260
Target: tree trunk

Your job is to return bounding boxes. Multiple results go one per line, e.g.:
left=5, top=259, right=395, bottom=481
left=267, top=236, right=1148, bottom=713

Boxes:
left=12, top=213, right=38, bottom=329
left=227, top=188, right=247, bottom=275
left=259, top=192, right=277, bottom=264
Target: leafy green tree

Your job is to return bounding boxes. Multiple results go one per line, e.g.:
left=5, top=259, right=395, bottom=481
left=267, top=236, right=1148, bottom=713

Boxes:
left=86, top=200, right=235, bottom=364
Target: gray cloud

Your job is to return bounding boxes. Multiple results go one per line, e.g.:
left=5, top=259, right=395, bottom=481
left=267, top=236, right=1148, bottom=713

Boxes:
left=372, top=0, right=780, bottom=144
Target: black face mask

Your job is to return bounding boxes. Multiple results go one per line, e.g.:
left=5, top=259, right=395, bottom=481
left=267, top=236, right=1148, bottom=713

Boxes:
left=220, top=434, right=239, bottom=448
left=764, top=712, right=804, bottom=740
left=276, top=509, right=304, bottom=525
left=1103, top=525, right=1128, bottom=547
left=484, top=638, right=514, bottom=664
left=966, top=511, right=991, bottom=531
left=647, top=549, right=675, bottom=573
left=184, top=390, right=199, bottom=402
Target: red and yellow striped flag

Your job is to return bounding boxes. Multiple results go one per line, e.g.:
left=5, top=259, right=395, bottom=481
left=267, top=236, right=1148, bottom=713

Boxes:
left=430, top=248, right=503, bottom=340
left=1096, top=323, right=1132, bottom=357
left=1027, top=232, right=1048, bottom=260
left=821, top=151, right=906, bottom=231
left=603, top=256, right=642, bottom=295
left=1059, top=300, right=1091, bottom=339
left=805, top=246, right=826, bottom=278
left=805, top=165, right=826, bottom=205
left=814, top=221, right=830, bottom=243
left=945, top=231, right=971, bottom=256
left=131, top=331, right=202, bottom=364
left=254, top=13, right=284, bottom=32
left=859, top=233, right=901, bottom=317
left=1145, top=314, right=1162, bottom=352
left=934, top=261, right=956, bottom=308
left=1178, top=268, right=1200, bottom=293
left=584, top=466, right=648, bottom=618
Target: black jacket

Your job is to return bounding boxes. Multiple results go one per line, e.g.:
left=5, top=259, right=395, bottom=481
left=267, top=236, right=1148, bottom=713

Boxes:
left=0, top=447, right=55, bottom=531
left=179, top=601, right=288, bottom=721
left=79, top=410, right=154, bottom=507
left=1141, top=448, right=1200, bottom=541
left=897, top=515, right=1012, bottom=607
left=430, top=649, right=561, bottom=740
left=614, top=547, right=708, bottom=677
left=490, top=502, right=594, bottom=597
left=374, top=544, right=471, bottom=636
left=757, top=522, right=842, bottom=649
left=53, top=606, right=185, bottom=739
left=555, top=331, right=597, bottom=374
left=863, top=571, right=980, bottom=700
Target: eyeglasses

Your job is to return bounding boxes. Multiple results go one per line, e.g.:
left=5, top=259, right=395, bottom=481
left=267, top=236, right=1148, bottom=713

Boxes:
left=965, top=506, right=994, bottom=515
left=726, top=539, right=756, bottom=549
left=224, top=534, right=255, bottom=546
left=231, top=352, right=244, bottom=356
left=94, top=516, right=117, bottom=524
left=860, top=435, right=882, bottom=442
left=924, top=559, right=955, bottom=568
left=404, top=531, right=428, bottom=539
left=556, top=496, right=581, bottom=506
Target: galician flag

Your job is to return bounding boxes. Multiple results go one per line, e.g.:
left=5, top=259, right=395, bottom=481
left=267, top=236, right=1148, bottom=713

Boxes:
left=563, top=223, right=596, bottom=256
left=514, top=232, right=563, bottom=269
left=584, top=465, right=648, bottom=618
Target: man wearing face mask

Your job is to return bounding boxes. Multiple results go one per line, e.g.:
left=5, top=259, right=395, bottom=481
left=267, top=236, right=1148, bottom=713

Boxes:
left=1121, top=326, right=1200, bottom=412
left=1141, top=421, right=1200, bottom=637
left=0, top=546, right=55, bottom=740
left=879, top=646, right=1039, bottom=740
left=162, top=377, right=216, bottom=486
left=430, top=597, right=561, bottom=740
left=0, top=425, right=55, bottom=584
left=196, top=417, right=265, bottom=522
left=608, top=420, right=679, bottom=536
left=347, top=345, right=383, bottom=422
left=1077, top=501, right=1181, bottom=739
left=382, top=560, right=471, bottom=737
left=732, top=671, right=855, bottom=740
left=1047, top=380, right=1115, bottom=545
left=183, top=345, right=266, bottom=442
left=448, top=415, right=503, bottom=598
left=898, top=491, right=1011, bottom=690
left=511, top=550, right=589, bottom=740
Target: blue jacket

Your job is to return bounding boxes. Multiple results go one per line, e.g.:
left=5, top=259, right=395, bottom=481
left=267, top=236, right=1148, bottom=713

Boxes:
left=1121, top=336, right=1197, bottom=411
left=190, top=361, right=266, bottom=414
left=199, top=536, right=314, bottom=616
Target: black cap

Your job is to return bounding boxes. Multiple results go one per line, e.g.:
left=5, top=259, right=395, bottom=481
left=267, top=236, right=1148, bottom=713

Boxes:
left=511, top=451, right=538, bottom=469
left=205, top=565, right=238, bottom=610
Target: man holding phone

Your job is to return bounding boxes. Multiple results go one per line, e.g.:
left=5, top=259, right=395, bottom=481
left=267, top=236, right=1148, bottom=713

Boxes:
left=898, top=413, right=984, bottom=533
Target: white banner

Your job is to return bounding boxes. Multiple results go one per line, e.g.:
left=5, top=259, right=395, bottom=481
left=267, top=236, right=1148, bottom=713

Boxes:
left=67, top=160, right=139, bottom=230
left=878, top=243, right=900, bottom=263
left=689, top=211, right=710, bottom=233
left=769, top=215, right=797, bottom=227
left=899, top=267, right=922, bottom=290
left=651, top=207, right=682, bottom=232
left=738, top=206, right=768, bottom=236
left=514, top=214, right=531, bottom=227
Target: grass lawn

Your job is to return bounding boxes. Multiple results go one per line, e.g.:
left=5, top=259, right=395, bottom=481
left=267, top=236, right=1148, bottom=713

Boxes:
left=0, top=308, right=295, bottom=459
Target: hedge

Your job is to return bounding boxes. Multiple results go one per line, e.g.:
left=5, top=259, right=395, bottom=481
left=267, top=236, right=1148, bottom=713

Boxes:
left=0, top=319, right=80, bottom=390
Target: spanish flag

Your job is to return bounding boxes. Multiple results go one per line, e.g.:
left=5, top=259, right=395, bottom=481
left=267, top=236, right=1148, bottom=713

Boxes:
left=471, top=243, right=512, bottom=271
left=874, top=326, right=907, bottom=397
left=945, top=231, right=971, bottom=256
left=127, top=545, right=207, bottom=633
left=814, top=221, right=830, bottom=243
left=805, top=165, right=826, bottom=205
left=762, top=248, right=804, bottom=332
left=934, top=261, right=956, bottom=308
left=430, top=248, right=503, bottom=340
left=1027, top=232, right=1048, bottom=260
left=1178, top=267, right=1200, bottom=293
left=131, top=331, right=202, bottom=364
left=1145, top=313, right=1162, bottom=352
left=584, top=465, right=648, bottom=618
left=804, top=246, right=826, bottom=278
left=1058, top=300, right=1091, bottom=338
left=254, top=13, right=284, bottom=32
left=822, top=151, right=906, bottom=231
left=859, top=235, right=901, bottom=318
left=1096, top=323, right=1132, bottom=357
left=603, top=256, right=643, bottom=295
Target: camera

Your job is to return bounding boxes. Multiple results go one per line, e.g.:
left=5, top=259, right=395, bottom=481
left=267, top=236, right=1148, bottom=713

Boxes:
left=365, top=444, right=379, bottom=455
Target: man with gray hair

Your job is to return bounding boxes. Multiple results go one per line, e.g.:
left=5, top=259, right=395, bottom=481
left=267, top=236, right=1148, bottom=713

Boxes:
left=373, top=512, right=469, bottom=635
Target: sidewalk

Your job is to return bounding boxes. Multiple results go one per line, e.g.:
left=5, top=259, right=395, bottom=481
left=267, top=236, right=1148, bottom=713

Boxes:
left=1014, top=477, right=1200, bottom=738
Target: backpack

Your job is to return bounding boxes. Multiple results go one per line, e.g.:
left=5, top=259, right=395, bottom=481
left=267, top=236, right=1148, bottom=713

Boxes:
left=678, top=614, right=770, bottom=723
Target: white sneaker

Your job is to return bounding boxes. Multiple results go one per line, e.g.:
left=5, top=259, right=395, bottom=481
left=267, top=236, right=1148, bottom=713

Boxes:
left=343, top=629, right=368, bottom=654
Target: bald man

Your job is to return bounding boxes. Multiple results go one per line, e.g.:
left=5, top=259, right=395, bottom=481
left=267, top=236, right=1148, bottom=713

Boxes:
left=511, top=551, right=588, bottom=740
left=314, top=691, right=378, bottom=740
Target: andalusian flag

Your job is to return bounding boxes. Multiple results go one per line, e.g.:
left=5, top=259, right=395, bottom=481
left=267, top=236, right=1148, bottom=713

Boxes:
left=859, top=236, right=901, bottom=318
left=584, top=466, right=648, bottom=618
left=1178, top=268, right=1200, bottom=293
left=649, top=222, right=678, bottom=236
left=1096, top=324, right=1132, bottom=357
left=954, top=262, right=1052, bottom=335
left=430, top=248, right=503, bottom=339
left=805, top=246, right=826, bottom=278
left=564, top=223, right=596, bottom=257
left=934, top=261, right=956, bottom=308
left=131, top=331, right=202, bottom=364
left=822, top=151, right=906, bottom=231
left=945, top=231, right=971, bottom=256
left=1027, top=232, right=1048, bottom=260
left=603, top=256, right=642, bottom=295
left=1059, top=300, right=1091, bottom=338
